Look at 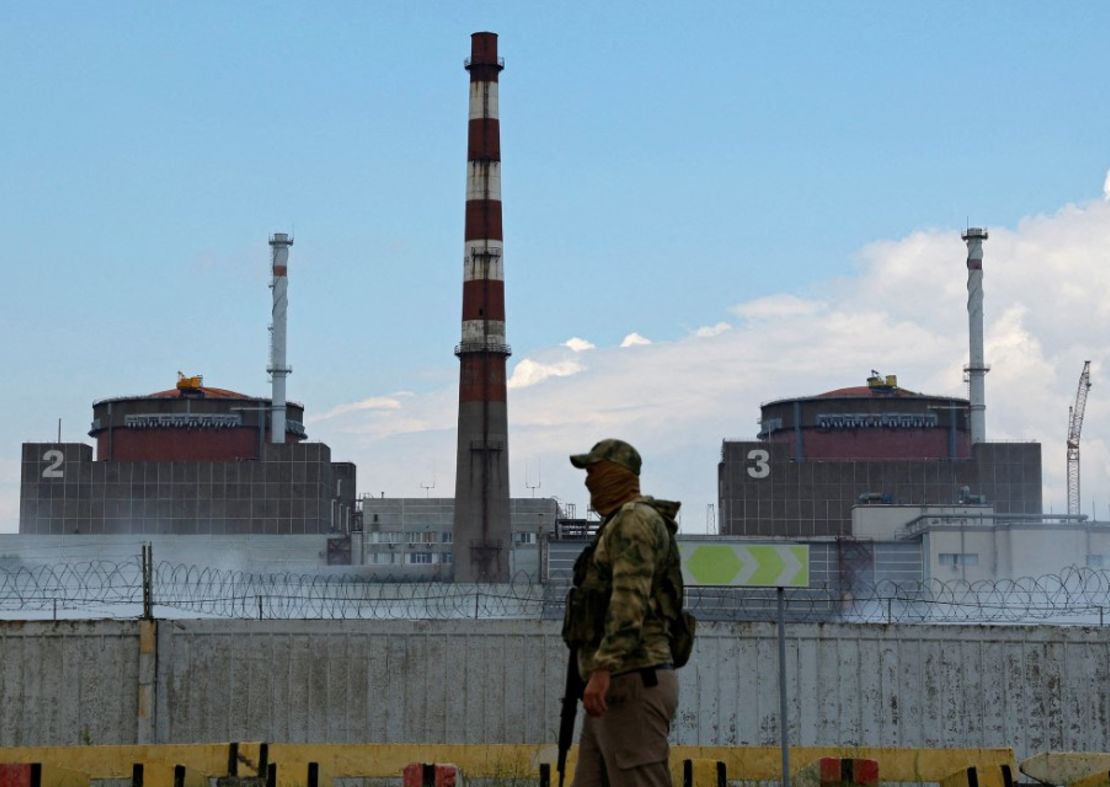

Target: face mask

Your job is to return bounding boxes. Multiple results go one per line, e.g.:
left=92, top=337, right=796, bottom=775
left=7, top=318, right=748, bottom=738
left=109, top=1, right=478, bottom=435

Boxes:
left=585, top=461, right=640, bottom=516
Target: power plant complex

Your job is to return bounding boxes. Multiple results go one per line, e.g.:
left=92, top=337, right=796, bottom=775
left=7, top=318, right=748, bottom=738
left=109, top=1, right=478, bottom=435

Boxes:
left=11, top=34, right=1098, bottom=585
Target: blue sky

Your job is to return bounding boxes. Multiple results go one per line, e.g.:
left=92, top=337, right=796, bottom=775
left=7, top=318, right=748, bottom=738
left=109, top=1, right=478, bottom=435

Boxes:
left=3, top=3, right=1110, bottom=532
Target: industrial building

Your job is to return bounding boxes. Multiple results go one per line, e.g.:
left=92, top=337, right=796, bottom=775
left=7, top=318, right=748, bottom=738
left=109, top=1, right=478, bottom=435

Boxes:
left=708, top=227, right=1110, bottom=588
left=19, top=231, right=358, bottom=540
left=353, top=496, right=558, bottom=579
left=719, top=228, right=1042, bottom=539
left=718, top=372, right=1042, bottom=537
left=19, top=375, right=356, bottom=537
left=852, top=504, right=1110, bottom=582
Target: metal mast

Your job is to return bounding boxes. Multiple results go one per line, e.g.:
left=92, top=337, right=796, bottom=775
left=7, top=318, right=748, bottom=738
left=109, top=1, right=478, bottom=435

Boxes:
left=268, top=232, right=293, bottom=444
left=1066, top=361, right=1092, bottom=516
left=452, top=32, right=512, bottom=582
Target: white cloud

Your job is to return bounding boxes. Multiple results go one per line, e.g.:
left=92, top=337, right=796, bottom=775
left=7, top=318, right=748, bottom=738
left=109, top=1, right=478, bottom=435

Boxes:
left=1104, top=167, right=1110, bottom=200
left=694, top=322, right=732, bottom=338
left=508, top=358, right=585, bottom=389
left=311, top=394, right=408, bottom=422
left=309, top=185, right=1110, bottom=530
left=620, top=332, right=652, bottom=347
left=732, top=294, right=826, bottom=320
left=563, top=337, right=596, bottom=352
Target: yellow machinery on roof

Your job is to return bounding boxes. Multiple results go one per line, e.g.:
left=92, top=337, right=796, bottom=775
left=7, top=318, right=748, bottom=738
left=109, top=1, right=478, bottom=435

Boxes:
left=866, top=370, right=898, bottom=389
left=176, top=372, right=204, bottom=391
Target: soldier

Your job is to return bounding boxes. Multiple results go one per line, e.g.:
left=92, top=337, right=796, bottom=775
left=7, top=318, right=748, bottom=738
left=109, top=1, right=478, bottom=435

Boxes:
left=565, top=439, right=682, bottom=787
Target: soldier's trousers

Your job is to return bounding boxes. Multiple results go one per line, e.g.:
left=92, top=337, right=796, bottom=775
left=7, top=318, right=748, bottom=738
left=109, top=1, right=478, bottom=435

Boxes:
left=572, top=667, right=679, bottom=787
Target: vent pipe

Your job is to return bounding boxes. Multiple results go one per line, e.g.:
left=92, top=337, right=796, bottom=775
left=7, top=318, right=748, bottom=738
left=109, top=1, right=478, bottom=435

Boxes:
left=962, top=227, right=989, bottom=444
left=268, top=232, right=293, bottom=445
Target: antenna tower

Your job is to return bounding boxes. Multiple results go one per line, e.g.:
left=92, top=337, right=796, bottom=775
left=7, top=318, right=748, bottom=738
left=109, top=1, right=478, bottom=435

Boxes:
left=525, top=460, right=542, bottom=497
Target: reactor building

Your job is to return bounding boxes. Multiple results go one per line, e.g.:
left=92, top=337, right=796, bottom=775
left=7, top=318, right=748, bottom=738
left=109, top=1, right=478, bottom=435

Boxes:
left=718, top=229, right=1043, bottom=537
left=19, top=233, right=357, bottom=537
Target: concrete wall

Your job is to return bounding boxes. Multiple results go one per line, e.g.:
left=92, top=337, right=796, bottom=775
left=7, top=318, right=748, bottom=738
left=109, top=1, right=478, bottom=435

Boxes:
left=0, top=620, right=139, bottom=746
left=2, top=618, right=1108, bottom=759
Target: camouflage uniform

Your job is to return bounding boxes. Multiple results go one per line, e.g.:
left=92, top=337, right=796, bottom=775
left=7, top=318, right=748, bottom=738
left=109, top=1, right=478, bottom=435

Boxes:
left=567, top=440, right=681, bottom=787
left=575, top=496, right=680, bottom=678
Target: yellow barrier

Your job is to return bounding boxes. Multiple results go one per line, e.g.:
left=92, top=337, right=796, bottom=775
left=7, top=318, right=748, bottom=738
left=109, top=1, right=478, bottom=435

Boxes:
left=0, top=743, right=1016, bottom=785
left=680, top=758, right=724, bottom=787
left=939, top=764, right=1014, bottom=787
left=0, top=744, right=266, bottom=787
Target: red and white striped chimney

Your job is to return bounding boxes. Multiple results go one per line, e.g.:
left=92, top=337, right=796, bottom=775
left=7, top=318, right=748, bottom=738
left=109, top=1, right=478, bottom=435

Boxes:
left=451, top=32, right=512, bottom=583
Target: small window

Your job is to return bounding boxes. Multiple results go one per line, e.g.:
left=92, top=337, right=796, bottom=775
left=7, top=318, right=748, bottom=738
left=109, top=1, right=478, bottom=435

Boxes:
left=1088, top=554, right=1104, bottom=568
left=939, top=552, right=978, bottom=567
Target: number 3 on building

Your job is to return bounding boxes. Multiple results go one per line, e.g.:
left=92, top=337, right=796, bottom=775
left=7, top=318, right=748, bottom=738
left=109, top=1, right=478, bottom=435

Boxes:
left=746, top=449, right=770, bottom=479
left=42, top=449, right=64, bottom=479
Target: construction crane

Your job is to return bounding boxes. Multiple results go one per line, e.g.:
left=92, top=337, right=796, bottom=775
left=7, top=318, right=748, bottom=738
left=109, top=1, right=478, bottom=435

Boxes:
left=1066, top=361, right=1092, bottom=516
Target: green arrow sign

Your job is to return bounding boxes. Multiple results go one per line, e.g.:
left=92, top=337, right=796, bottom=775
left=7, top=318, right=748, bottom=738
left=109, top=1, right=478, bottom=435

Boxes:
left=679, top=542, right=809, bottom=587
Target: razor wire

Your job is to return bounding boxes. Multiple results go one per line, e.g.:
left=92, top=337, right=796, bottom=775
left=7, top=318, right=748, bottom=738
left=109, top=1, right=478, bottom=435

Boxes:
left=3, top=557, right=1110, bottom=624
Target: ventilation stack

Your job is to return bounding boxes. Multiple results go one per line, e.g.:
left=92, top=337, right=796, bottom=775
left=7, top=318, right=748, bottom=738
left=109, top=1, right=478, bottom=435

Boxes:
left=268, top=232, right=293, bottom=444
left=962, top=227, right=989, bottom=445
left=451, top=32, right=512, bottom=582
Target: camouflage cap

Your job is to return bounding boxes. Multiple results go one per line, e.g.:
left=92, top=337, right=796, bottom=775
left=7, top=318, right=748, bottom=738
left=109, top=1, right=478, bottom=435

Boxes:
left=569, top=438, right=642, bottom=476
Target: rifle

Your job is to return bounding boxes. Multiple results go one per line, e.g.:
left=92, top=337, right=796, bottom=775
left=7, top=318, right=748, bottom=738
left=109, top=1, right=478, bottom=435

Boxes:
left=557, top=647, right=584, bottom=787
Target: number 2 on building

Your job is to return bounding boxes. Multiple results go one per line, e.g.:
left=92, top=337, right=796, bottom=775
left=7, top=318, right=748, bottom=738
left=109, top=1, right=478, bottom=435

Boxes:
left=42, top=449, right=64, bottom=479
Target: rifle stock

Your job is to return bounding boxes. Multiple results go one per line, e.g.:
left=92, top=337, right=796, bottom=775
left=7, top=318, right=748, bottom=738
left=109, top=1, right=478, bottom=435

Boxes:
left=557, top=647, right=584, bottom=787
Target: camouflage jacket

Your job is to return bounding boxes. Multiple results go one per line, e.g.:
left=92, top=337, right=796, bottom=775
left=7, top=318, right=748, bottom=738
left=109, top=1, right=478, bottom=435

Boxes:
left=576, top=496, right=680, bottom=678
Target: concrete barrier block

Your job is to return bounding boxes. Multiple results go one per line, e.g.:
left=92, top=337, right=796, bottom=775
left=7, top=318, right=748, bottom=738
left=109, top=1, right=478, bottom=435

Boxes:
left=796, top=758, right=879, bottom=787
left=681, top=759, right=725, bottom=787
left=1071, top=770, right=1110, bottom=787
left=0, top=765, right=40, bottom=787
left=1021, top=754, right=1110, bottom=787
left=402, top=764, right=460, bottom=787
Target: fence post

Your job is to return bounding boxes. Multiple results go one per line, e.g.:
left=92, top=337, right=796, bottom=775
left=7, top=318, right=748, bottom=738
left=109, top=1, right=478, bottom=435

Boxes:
left=141, top=543, right=153, bottom=620
left=475, top=591, right=480, bottom=619
left=258, top=595, right=264, bottom=620
left=886, top=597, right=893, bottom=624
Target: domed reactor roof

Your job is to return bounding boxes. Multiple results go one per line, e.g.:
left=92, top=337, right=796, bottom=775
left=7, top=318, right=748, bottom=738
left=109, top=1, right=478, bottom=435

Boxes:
left=759, top=372, right=969, bottom=460
left=89, top=374, right=306, bottom=462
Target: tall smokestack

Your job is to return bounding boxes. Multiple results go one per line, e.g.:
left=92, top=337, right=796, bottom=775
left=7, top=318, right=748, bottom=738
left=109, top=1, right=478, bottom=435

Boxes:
left=962, top=227, right=989, bottom=445
left=452, top=32, right=511, bottom=582
left=268, top=232, right=293, bottom=444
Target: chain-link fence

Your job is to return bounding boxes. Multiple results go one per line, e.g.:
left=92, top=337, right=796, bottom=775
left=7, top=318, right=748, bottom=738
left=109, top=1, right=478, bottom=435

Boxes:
left=4, top=553, right=1110, bottom=624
